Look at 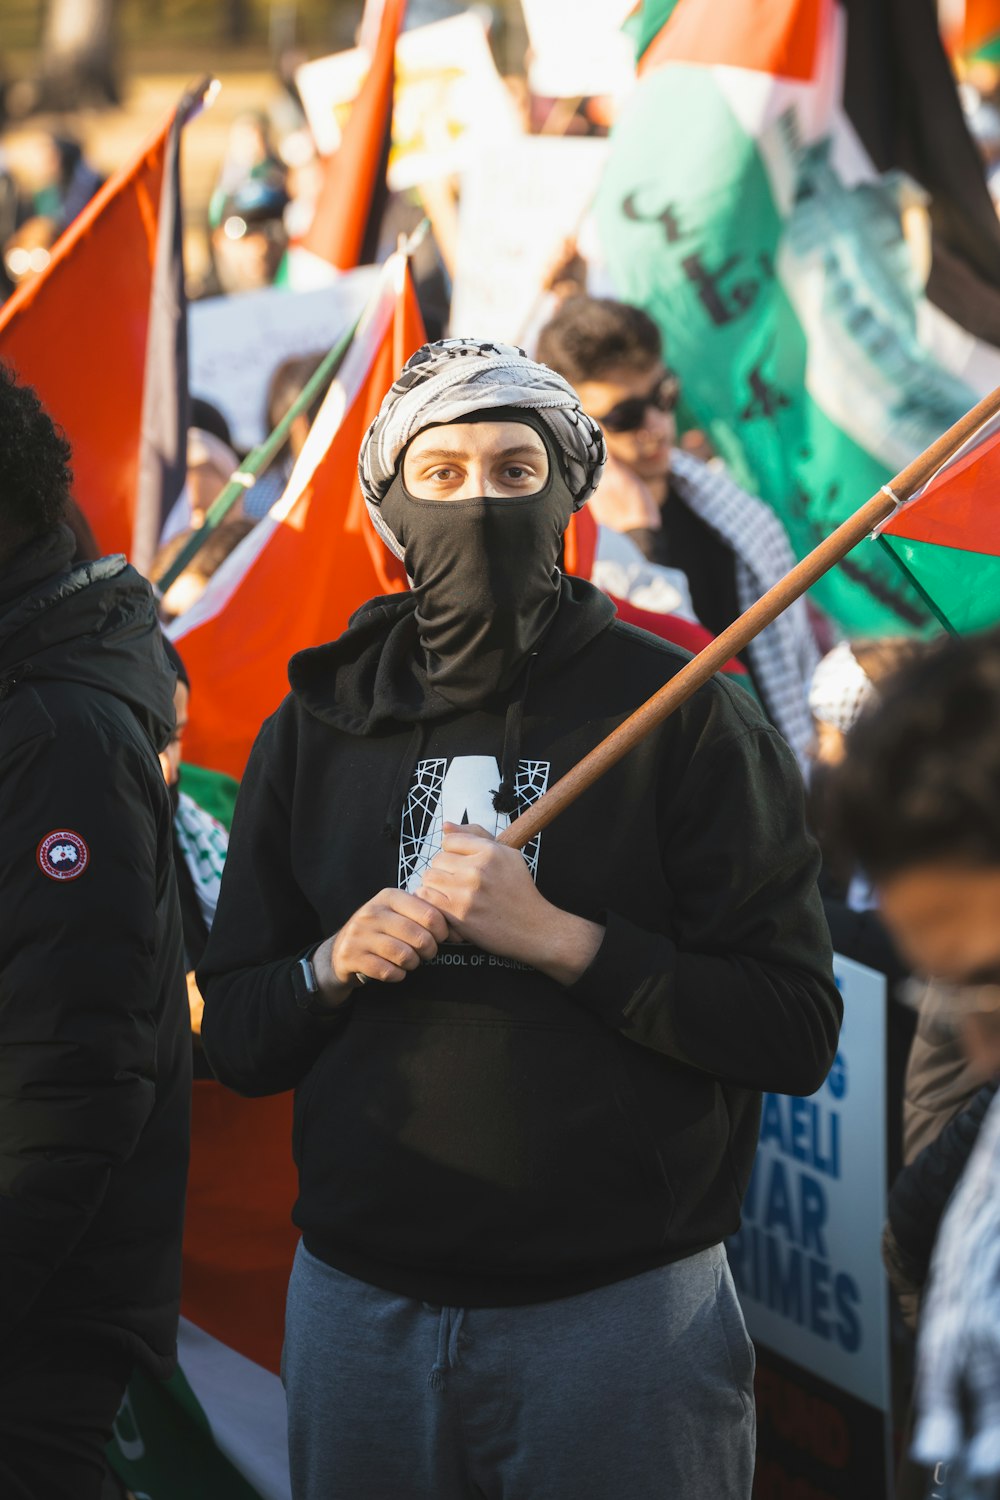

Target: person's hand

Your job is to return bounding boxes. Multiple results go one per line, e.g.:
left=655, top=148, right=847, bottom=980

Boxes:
left=590, top=453, right=662, bottom=533
left=186, top=970, right=205, bottom=1035
left=312, top=890, right=451, bottom=1006
left=418, top=823, right=604, bottom=986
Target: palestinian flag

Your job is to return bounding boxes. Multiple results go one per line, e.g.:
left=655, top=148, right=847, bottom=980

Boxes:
left=287, top=0, right=406, bottom=287
left=132, top=79, right=215, bottom=576
left=168, top=252, right=420, bottom=783
left=0, top=87, right=211, bottom=559
left=875, top=409, right=1000, bottom=632
left=597, top=0, right=1000, bottom=635
left=943, top=0, right=1000, bottom=62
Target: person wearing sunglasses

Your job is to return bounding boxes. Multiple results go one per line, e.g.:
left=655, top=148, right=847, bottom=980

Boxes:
left=538, top=295, right=820, bottom=767
left=833, top=628, right=1000, bottom=1500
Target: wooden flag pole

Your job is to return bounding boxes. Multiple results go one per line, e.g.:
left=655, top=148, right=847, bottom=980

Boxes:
left=498, top=380, right=1000, bottom=853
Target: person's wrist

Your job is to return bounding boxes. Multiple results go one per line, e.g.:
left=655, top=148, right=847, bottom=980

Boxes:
left=526, top=905, right=605, bottom=987
left=312, top=935, right=357, bottom=1009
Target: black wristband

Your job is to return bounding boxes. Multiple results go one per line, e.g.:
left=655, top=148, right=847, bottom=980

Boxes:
left=291, top=947, right=334, bottom=1016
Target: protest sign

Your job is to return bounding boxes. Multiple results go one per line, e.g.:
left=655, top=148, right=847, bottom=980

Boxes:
left=189, top=272, right=377, bottom=451
left=729, top=954, right=893, bottom=1497
left=521, top=0, right=636, bottom=102
left=295, top=13, right=521, bottom=190
left=451, top=136, right=608, bottom=344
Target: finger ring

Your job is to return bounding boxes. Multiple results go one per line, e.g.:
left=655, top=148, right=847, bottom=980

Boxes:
left=354, top=971, right=370, bottom=986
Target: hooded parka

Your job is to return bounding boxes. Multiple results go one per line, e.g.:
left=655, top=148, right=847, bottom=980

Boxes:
left=0, top=525, right=190, bottom=1375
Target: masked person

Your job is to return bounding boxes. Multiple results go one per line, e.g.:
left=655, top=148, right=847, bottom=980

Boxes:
left=199, top=339, right=842, bottom=1500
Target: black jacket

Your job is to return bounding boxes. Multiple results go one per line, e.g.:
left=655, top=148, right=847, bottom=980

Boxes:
left=0, top=527, right=190, bottom=1375
left=885, top=1080, right=999, bottom=1296
left=200, top=578, right=841, bottom=1306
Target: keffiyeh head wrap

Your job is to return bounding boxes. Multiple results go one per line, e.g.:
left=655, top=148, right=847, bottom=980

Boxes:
left=358, top=338, right=606, bottom=560
left=808, top=640, right=877, bottom=734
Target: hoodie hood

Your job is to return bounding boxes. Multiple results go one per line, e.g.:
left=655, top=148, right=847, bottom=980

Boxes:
left=289, top=573, right=617, bottom=736
left=0, top=525, right=177, bottom=753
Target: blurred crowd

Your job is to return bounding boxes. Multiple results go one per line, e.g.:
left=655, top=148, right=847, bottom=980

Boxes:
left=2, top=5, right=1000, bottom=1499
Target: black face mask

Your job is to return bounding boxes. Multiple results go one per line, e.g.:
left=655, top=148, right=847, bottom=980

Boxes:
left=379, top=414, right=577, bottom=709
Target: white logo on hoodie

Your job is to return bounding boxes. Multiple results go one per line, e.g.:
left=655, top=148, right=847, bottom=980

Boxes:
left=399, top=755, right=550, bottom=894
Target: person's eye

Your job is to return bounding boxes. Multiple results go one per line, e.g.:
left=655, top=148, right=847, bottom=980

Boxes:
left=429, top=466, right=459, bottom=482
left=504, top=465, right=533, bottom=482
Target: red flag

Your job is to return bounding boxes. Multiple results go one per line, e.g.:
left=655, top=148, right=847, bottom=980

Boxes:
left=302, top=0, right=407, bottom=270
left=638, top=0, right=826, bottom=80
left=0, top=113, right=173, bottom=559
left=874, top=407, right=1000, bottom=634
left=170, top=254, right=423, bottom=782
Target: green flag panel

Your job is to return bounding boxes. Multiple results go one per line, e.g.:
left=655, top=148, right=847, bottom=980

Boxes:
left=597, top=49, right=989, bottom=637
left=878, top=534, right=1000, bottom=634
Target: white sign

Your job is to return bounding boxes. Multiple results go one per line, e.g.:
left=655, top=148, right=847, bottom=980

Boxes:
left=450, top=136, right=608, bottom=345
left=521, top=0, right=637, bottom=102
left=296, top=13, right=521, bottom=190
left=728, top=955, right=891, bottom=1414
left=188, top=272, right=378, bottom=451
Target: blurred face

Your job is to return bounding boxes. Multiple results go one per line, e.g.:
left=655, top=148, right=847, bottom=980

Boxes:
left=575, top=360, right=677, bottom=487
left=212, top=220, right=286, bottom=293
left=158, top=680, right=189, bottom=787
left=402, top=422, right=549, bottom=501
left=879, top=862, right=1000, bottom=1077
left=878, top=863, right=1000, bottom=983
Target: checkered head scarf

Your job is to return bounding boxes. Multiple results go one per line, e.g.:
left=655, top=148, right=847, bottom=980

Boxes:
left=808, top=641, right=877, bottom=734
left=358, top=338, right=606, bottom=560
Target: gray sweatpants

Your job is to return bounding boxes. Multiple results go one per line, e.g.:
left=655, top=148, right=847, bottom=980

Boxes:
left=282, top=1240, right=756, bottom=1500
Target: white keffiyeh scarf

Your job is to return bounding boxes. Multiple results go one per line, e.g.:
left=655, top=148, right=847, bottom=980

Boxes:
left=173, top=790, right=228, bottom=931
left=669, top=450, right=820, bottom=766
left=358, top=338, right=606, bottom=561
left=914, top=1089, right=1000, bottom=1482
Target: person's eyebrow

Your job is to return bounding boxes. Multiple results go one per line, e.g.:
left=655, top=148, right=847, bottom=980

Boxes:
left=413, top=443, right=545, bottom=464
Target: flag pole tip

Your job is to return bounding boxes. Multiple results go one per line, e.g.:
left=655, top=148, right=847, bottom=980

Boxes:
left=401, top=217, right=431, bottom=259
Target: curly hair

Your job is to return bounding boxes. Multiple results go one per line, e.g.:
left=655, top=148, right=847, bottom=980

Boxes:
left=831, top=627, right=1000, bottom=879
left=0, top=361, right=72, bottom=551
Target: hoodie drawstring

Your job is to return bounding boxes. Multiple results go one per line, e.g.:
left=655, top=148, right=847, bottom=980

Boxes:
left=383, top=721, right=428, bottom=842
left=383, top=649, right=537, bottom=841
left=492, top=652, right=537, bottom=817
left=427, top=1304, right=466, bottom=1392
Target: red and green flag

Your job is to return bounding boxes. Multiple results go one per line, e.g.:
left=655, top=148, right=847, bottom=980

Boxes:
left=876, top=411, right=1000, bottom=633
left=0, top=86, right=212, bottom=560
left=943, top=0, right=1000, bottom=63
left=598, top=0, right=1000, bottom=635
left=168, top=252, right=420, bottom=784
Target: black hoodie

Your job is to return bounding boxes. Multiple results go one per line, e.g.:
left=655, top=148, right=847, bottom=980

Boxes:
left=0, top=526, right=190, bottom=1374
left=200, top=576, right=841, bottom=1306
